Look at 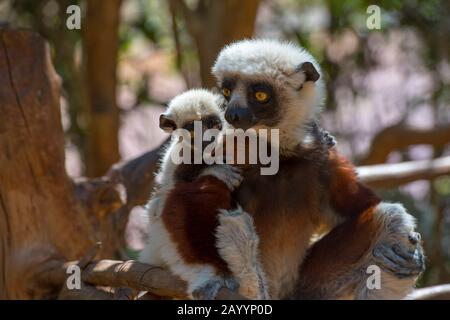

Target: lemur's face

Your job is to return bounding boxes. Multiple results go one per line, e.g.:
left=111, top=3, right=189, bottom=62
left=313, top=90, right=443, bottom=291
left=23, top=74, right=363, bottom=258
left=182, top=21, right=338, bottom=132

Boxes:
left=180, top=114, right=222, bottom=133
left=219, top=63, right=319, bottom=131
left=220, top=77, right=280, bottom=130
left=159, top=112, right=222, bottom=150
left=159, top=113, right=222, bottom=134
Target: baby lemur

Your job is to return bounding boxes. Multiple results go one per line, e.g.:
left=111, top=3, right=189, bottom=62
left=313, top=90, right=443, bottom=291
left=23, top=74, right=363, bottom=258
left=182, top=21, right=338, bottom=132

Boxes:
left=139, top=89, right=268, bottom=300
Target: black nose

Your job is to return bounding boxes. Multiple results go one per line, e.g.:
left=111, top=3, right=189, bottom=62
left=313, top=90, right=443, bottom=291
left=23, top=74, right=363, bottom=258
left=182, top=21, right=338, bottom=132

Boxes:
left=225, top=107, right=254, bottom=129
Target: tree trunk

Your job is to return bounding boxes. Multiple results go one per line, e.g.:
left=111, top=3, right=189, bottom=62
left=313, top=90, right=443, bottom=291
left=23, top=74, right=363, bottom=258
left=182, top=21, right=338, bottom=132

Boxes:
left=0, top=27, right=168, bottom=300
left=84, top=0, right=122, bottom=177
left=171, top=0, right=260, bottom=88
left=0, top=29, right=125, bottom=299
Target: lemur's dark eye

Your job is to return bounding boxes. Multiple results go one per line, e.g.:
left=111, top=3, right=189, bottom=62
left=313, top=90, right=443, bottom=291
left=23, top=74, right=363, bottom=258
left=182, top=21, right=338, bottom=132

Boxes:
left=255, top=91, right=269, bottom=102
left=204, top=116, right=222, bottom=130
left=222, top=88, right=231, bottom=97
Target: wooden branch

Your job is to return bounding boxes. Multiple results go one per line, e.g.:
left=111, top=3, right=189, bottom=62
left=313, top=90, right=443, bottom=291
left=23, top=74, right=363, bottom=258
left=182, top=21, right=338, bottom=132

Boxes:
left=407, top=284, right=450, bottom=300
left=361, top=124, right=450, bottom=165
left=38, top=256, right=450, bottom=300
left=75, top=177, right=125, bottom=220
left=106, top=140, right=168, bottom=210
left=59, top=283, right=114, bottom=300
left=358, top=156, right=450, bottom=189
left=37, top=259, right=245, bottom=300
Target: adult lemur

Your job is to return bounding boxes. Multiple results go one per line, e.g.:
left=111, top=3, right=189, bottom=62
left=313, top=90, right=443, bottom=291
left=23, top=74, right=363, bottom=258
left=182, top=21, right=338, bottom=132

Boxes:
left=139, top=89, right=268, bottom=299
left=212, top=39, right=425, bottom=299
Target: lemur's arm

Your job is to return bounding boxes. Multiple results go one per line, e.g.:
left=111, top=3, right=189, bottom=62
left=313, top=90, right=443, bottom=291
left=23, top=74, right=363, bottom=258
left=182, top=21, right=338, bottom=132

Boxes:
left=309, top=121, right=336, bottom=149
left=199, top=164, right=243, bottom=191
left=291, top=150, right=425, bottom=300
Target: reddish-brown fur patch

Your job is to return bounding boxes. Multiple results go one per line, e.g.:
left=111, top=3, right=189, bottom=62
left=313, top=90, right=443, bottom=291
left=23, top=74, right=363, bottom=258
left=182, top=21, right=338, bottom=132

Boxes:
left=328, top=150, right=381, bottom=218
left=162, top=175, right=233, bottom=275
left=294, top=205, right=383, bottom=298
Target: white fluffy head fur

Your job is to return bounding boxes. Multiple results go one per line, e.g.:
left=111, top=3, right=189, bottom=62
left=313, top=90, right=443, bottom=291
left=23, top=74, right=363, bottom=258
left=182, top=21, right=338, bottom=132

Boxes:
left=213, top=39, right=322, bottom=81
left=165, top=88, right=224, bottom=128
left=212, top=39, right=326, bottom=154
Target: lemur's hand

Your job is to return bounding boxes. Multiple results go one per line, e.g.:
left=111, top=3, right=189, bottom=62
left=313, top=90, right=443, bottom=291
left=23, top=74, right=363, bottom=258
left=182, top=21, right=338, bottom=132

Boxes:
left=192, top=277, right=239, bottom=300
left=200, top=165, right=243, bottom=191
left=372, top=204, right=425, bottom=279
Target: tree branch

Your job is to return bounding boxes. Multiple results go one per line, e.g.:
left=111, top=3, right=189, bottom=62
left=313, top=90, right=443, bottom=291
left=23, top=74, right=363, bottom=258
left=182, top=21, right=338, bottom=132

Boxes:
left=106, top=140, right=168, bottom=210
left=358, top=156, right=450, bottom=189
left=361, top=124, right=450, bottom=165
left=407, top=284, right=450, bottom=300
left=36, top=259, right=245, bottom=300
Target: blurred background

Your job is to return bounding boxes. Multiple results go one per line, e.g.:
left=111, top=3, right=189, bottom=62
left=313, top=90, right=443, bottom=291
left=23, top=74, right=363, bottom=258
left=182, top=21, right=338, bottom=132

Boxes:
left=1, top=0, right=449, bottom=288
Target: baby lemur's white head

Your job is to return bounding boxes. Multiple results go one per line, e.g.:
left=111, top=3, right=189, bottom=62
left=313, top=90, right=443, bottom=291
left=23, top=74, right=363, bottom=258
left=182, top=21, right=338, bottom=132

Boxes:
left=212, top=39, right=325, bottom=153
left=160, top=89, right=224, bottom=135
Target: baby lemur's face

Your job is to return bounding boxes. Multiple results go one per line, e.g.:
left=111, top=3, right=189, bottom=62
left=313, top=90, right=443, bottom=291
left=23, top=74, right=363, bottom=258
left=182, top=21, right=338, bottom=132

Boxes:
left=160, top=112, right=222, bottom=154
left=179, top=114, right=222, bottom=134
left=159, top=89, right=224, bottom=149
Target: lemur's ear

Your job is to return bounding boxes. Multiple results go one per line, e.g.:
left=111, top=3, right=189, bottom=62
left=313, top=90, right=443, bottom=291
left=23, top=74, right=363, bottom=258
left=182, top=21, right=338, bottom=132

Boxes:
left=159, top=113, right=177, bottom=133
left=297, top=62, right=320, bottom=82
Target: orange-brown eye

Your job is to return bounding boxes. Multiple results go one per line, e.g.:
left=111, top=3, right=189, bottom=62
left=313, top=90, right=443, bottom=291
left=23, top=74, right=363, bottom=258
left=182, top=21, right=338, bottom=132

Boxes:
left=255, top=91, right=268, bottom=102
left=222, top=88, right=231, bottom=97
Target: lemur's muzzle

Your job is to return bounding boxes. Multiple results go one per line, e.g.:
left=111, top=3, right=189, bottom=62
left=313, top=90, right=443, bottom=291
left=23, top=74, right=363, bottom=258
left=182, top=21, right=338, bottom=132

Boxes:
left=225, top=104, right=255, bottom=130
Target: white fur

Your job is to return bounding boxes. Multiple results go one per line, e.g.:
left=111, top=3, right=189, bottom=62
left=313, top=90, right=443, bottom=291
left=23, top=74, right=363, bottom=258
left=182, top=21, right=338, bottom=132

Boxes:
left=139, top=215, right=219, bottom=296
left=213, top=39, right=321, bottom=81
left=216, top=208, right=270, bottom=299
left=199, top=165, right=243, bottom=191
left=165, top=88, right=224, bottom=128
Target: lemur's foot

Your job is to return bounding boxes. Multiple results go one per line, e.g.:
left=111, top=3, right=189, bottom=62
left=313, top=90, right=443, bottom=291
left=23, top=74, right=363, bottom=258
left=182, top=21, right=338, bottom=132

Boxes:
left=373, top=234, right=425, bottom=279
left=192, top=277, right=239, bottom=300
left=217, top=208, right=269, bottom=300
left=200, top=165, right=242, bottom=190
left=372, top=203, right=425, bottom=279
left=217, top=208, right=258, bottom=243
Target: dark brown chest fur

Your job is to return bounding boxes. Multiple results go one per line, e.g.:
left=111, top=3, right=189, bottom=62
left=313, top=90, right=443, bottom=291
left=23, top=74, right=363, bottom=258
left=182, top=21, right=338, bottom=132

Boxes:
left=234, top=147, right=331, bottom=297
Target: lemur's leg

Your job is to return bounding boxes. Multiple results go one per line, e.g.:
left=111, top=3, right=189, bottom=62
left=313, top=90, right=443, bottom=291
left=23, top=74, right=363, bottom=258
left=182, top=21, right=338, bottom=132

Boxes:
left=138, top=213, right=165, bottom=267
left=216, top=208, right=270, bottom=300
left=292, top=151, right=425, bottom=300
left=292, top=202, right=424, bottom=299
left=357, top=203, right=425, bottom=299
left=144, top=213, right=238, bottom=300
